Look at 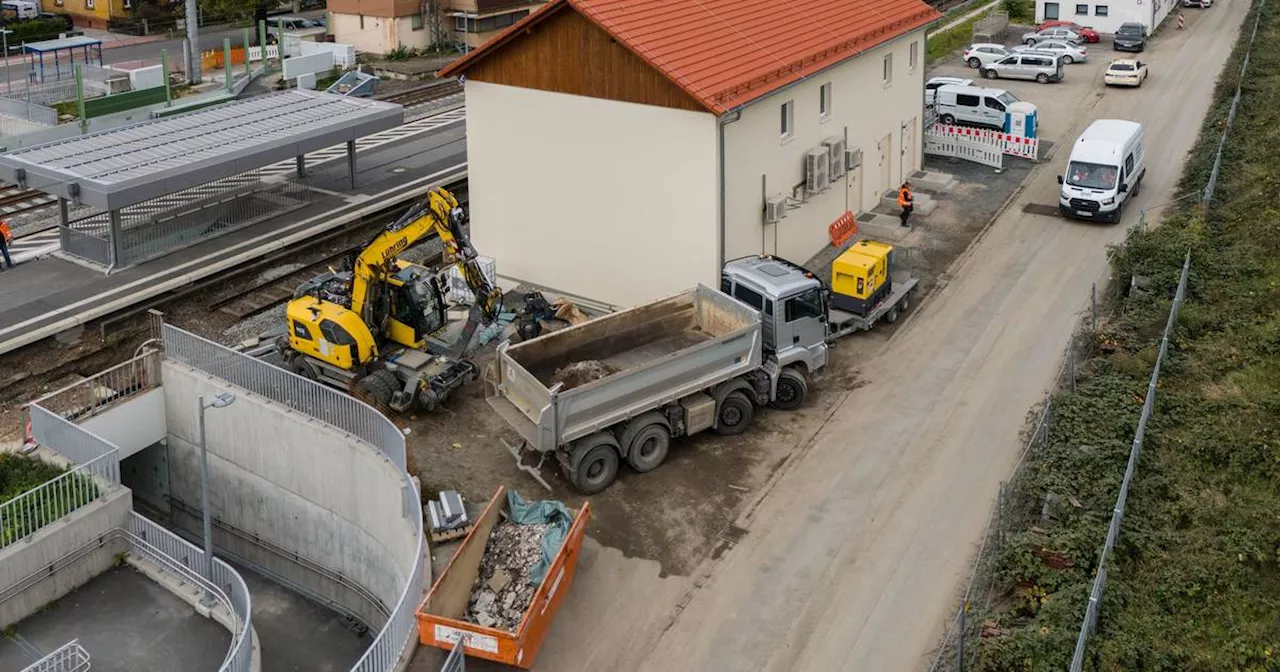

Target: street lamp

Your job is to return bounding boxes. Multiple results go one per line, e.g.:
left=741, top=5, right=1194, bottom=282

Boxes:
left=1, top=30, right=12, bottom=97
left=197, top=391, right=236, bottom=605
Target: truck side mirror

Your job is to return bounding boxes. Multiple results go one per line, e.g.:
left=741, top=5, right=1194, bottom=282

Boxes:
left=1119, top=183, right=1128, bottom=193
left=1056, top=175, right=1064, bottom=184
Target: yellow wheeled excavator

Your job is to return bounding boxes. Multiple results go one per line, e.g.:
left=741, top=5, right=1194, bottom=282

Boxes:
left=278, top=187, right=504, bottom=413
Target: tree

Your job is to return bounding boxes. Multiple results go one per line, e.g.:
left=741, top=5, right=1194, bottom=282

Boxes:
left=421, top=0, right=448, bottom=49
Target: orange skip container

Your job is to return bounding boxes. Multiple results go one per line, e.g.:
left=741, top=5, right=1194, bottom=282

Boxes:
left=416, top=486, right=590, bottom=669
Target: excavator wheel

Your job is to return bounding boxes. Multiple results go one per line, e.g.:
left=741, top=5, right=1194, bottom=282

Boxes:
left=355, top=370, right=398, bottom=408
left=289, top=357, right=318, bottom=381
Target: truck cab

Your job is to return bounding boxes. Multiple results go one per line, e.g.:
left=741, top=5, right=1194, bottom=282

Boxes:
left=721, top=256, right=829, bottom=377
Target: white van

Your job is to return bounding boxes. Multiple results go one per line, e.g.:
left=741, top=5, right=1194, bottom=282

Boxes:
left=1, top=0, right=39, bottom=20
left=934, top=84, right=1019, bottom=129
left=1057, top=119, right=1145, bottom=223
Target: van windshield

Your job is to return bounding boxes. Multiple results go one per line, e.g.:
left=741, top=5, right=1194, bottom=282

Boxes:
left=1066, top=161, right=1119, bottom=190
left=997, top=92, right=1018, bottom=105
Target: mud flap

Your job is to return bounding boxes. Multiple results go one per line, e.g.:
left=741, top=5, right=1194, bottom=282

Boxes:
left=501, top=438, right=553, bottom=492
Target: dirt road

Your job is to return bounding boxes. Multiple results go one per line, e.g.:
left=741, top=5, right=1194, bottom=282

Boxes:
left=630, top=5, right=1252, bottom=671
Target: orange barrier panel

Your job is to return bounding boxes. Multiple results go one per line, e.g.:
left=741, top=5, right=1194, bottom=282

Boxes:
left=416, top=486, right=590, bottom=669
left=829, top=209, right=859, bottom=247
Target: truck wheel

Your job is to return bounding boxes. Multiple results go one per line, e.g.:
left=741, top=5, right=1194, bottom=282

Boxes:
left=714, top=391, right=755, bottom=436
left=771, top=368, right=808, bottom=411
left=356, top=369, right=397, bottom=407
left=568, top=435, right=620, bottom=495
left=625, top=423, right=670, bottom=473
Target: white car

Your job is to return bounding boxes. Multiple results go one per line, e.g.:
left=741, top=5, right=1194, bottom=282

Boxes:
left=925, top=76, right=974, bottom=106
left=1103, top=59, right=1149, bottom=86
left=962, top=43, right=1015, bottom=69
left=1014, top=39, right=1088, bottom=64
left=1021, top=27, right=1083, bottom=45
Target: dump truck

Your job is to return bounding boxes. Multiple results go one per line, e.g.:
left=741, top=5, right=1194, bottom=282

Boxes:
left=486, top=243, right=916, bottom=494
left=416, top=486, right=590, bottom=669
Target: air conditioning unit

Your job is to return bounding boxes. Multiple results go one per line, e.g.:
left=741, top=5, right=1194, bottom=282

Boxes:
left=846, top=148, right=862, bottom=170
left=824, top=137, right=847, bottom=179
left=764, top=196, right=787, bottom=223
left=806, top=147, right=831, bottom=194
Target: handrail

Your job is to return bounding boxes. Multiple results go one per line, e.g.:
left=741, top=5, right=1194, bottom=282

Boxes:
left=0, top=450, right=118, bottom=549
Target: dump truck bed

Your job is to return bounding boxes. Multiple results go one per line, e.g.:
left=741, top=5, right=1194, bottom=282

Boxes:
left=485, top=284, right=762, bottom=453
left=416, top=487, right=590, bottom=669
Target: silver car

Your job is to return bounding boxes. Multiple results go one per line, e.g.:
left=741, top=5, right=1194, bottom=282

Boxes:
left=1021, top=26, right=1083, bottom=45
left=1014, top=39, right=1088, bottom=64
left=981, top=52, right=1065, bottom=83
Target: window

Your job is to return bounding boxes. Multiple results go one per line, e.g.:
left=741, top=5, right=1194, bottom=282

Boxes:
left=956, top=93, right=980, bottom=106
left=1045, top=1, right=1060, bottom=18
left=411, top=13, right=423, bottom=30
left=997, top=56, right=1018, bottom=65
left=54, top=0, right=63, bottom=5
left=1095, top=4, right=1109, bottom=15
left=319, top=319, right=357, bottom=347
left=1124, top=153, right=1134, bottom=174
left=733, top=284, right=765, bottom=311
left=123, top=0, right=130, bottom=7
left=1075, top=3, right=1088, bottom=13
left=784, top=289, right=824, bottom=322
left=882, top=53, right=893, bottom=84
left=85, top=0, right=93, bottom=8
left=819, top=82, right=831, bottom=121
left=984, top=96, right=1006, bottom=112
left=780, top=100, right=793, bottom=142
left=291, top=321, right=312, bottom=340
left=721, top=277, right=733, bottom=294
left=909, top=41, right=919, bottom=70
left=454, top=15, right=469, bottom=31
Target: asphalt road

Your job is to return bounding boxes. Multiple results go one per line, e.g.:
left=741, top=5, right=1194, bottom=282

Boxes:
left=623, top=3, right=1252, bottom=671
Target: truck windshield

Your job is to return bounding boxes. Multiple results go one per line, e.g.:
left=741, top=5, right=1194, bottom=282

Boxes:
left=1066, top=161, right=1119, bottom=190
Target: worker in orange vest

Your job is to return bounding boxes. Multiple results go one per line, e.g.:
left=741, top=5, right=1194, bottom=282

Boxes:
left=897, top=181, right=914, bottom=227
left=0, top=220, right=12, bottom=270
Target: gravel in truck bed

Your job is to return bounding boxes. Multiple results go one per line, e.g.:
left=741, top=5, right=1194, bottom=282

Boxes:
left=465, top=521, right=550, bottom=631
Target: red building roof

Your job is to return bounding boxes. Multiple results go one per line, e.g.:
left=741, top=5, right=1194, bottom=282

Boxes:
left=442, top=0, right=942, bottom=114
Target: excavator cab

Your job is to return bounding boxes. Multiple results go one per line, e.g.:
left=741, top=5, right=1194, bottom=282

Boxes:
left=387, top=264, right=447, bottom=348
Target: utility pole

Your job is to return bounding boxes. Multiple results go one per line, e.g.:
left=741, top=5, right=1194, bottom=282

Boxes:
left=185, top=0, right=201, bottom=84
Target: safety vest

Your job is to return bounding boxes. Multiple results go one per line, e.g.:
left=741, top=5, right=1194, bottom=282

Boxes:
left=0, top=221, right=11, bottom=243
left=897, top=187, right=912, bottom=207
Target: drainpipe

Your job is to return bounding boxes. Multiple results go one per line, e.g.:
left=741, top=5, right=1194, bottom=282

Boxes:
left=718, top=109, right=741, bottom=275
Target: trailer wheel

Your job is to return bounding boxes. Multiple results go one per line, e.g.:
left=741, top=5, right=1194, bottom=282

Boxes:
left=356, top=369, right=398, bottom=407
left=771, top=368, right=809, bottom=411
left=625, top=423, right=670, bottom=473
left=886, top=306, right=900, bottom=324
left=568, top=434, right=620, bottom=495
left=714, top=391, right=755, bottom=436
left=900, top=294, right=911, bottom=313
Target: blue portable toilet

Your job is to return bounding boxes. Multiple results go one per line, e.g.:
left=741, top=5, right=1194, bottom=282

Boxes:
left=1004, top=101, right=1038, bottom=138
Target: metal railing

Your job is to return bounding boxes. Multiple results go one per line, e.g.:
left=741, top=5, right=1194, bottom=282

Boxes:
left=27, top=405, right=121, bottom=480
left=441, top=642, right=466, bottom=672
left=161, top=323, right=408, bottom=470
left=19, top=639, right=91, bottom=672
left=1203, top=0, right=1266, bottom=205
left=1068, top=252, right=1190, bottom=670
left=159, top=320, right=422, bottom=672
left=0, top=450, right=116, bottom=549
left=127, top=513, right=254, bottom=672
left=30, top=349, right=161, bottom=421
left=0, top=96, right=56, bottom=126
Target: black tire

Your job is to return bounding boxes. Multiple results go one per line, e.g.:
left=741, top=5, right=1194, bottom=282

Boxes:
left=968, top=56, right=981, bottom=68
left=771, top=368, right=809, bottom=411
left=290, top=357, right=317, bottom=381
left=1036, top=73, right=1050, bottom=84
left=714, top=391, right=755, bottom=436
left=940, top=114, right=956, bottom=125
left=1025, top=38, right=1036, bottom=46
left=356, top=369, right=398, bottom=407
left=886, top=306, right=900, bottom=324
left=568, top=435, right=620, bottom=494
left=1063, top=55, right=1074, bottom=65
left=625, top=424, right=670, bottom=473
left=982, top=68, right=997, bottom=79
left=900, top=294, right=911, bottom=313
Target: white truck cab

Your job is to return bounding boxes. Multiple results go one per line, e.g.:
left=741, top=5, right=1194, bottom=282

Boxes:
left=1058, top=119, right=1145, bottom=223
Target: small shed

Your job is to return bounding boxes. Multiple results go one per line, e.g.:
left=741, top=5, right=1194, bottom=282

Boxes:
left=23, top=36, right=104, bottom=83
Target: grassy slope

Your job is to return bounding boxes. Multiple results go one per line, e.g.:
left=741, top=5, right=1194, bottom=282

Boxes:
left=977, top=0, right=1280, bottom=669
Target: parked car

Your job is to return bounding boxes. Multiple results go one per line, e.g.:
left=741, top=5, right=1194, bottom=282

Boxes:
left=1014, top=39, right=1088, bottom=64
left=1021, top=27, right=1083, bottom=45
left=926, top=76, right=974, bottom=106
left=1035, top=20, right=1101, bottom=42
left=981, top=52, right=1065, bottom=83
left=934, top=84, right=1019, bottom=128
left=1113, top=22, right=1147, bottom=51
left=1104, top=58, right=1149, bottom=86
left=962, top=42, right=1015, bottom=68
left=36, top=11, right=72, bottom=31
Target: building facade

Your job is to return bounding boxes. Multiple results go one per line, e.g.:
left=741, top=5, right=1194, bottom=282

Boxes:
left=50, top=0, right=129, bottom=29
left=444, top=0, right=938, bottom=307
left=329, top=0, right=544, bottom=56
left=1036, top=0, right=1173, bottom=33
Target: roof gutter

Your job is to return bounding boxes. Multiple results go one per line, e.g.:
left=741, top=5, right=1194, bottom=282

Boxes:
left=718, top=109, right=741, bottom=274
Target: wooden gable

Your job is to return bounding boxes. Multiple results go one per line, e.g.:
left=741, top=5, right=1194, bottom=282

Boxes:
left=460, top=6, right=707, bottom=114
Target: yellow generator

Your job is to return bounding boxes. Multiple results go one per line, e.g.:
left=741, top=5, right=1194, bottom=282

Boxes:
left=831, top=240, right=894, bottom=316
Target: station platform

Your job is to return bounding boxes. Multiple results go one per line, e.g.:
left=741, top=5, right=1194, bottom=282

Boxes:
left=0, top=110, right=467, bottom=357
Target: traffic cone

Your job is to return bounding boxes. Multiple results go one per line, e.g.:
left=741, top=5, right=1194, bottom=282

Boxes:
left=1178, top=12, right=1186, bottom=28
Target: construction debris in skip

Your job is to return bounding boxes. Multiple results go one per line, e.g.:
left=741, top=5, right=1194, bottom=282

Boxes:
left=550, top=360, right=618, bottom=390
left=466, top=521, right=551, bottom=630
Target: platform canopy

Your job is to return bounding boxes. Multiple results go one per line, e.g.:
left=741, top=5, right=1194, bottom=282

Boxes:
left=0, top=90, right=404, bottom=210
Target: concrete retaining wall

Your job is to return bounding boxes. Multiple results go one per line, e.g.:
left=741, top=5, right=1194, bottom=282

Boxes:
left=160, top=361, right=418, bottom=630
left=81, top=388, right=167, bottom=460
left=0, top=487, right=132, bottom=627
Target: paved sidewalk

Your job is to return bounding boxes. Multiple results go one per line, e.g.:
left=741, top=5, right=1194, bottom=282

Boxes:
left=78, top=29, right=169, bottom=50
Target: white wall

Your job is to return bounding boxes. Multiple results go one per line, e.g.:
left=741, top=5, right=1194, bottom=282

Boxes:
left=80, top=388, right=166, bottom=460
left=1036, top=0, right=1157, bottom=32
left=723, top=29, right=928, bottom=264
left=466, top=80, right=720, bottom=307
left=331, top=12, right=429, bottom=55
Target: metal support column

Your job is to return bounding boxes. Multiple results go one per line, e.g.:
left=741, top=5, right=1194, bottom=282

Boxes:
left=223, top=38, right=232, bottom=92
left=161, top=49, right=171, bottom=107
left=107, top=209, right=123, bottom=270
left=57, top=197, right=68, bottom=251
left=347, top=140, right=356, bottom=190
left=243, top=29, right=252, bottom=78
left=296, top=155, right=306, bottom=178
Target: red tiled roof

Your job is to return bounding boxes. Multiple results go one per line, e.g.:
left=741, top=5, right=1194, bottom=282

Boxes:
left=442, top=0, right=942, bottom=114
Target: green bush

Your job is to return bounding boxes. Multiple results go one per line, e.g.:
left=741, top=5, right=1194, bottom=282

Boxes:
left=926, top=3, right=998, bottom=65
left=0, top=453, right=98, bottom=546
left=1002, top=0, right=1037, bottom=23
left=7, top=18, right=70, bottom=43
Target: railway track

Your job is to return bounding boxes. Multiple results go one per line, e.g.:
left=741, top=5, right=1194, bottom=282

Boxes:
left=378, top=79, right=464, bottom=107
left=0, top=186, right=57, bottom=216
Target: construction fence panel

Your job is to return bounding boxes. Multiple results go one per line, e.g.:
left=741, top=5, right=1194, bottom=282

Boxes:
left=0, top=96, right=56, bottom=126
left=925, top=131, right=1004, bottom=169
left=82, top=85, right=167, bottom=119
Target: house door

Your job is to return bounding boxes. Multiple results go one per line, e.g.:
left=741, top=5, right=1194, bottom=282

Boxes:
left=1045, top=2, right=1060, bottom=19
left=877, top=134, right=893, bottom=196
left=901, top=119, right=918, bottom=179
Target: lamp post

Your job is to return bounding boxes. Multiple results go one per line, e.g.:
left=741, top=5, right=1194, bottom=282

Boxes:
left=197, top=391, right=236, bottom=605
left=1, top=30, right=11, bottom=97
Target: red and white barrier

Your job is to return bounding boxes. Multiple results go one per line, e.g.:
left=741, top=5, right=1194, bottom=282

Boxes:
left=930, top=123, right=1040, bottom=160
